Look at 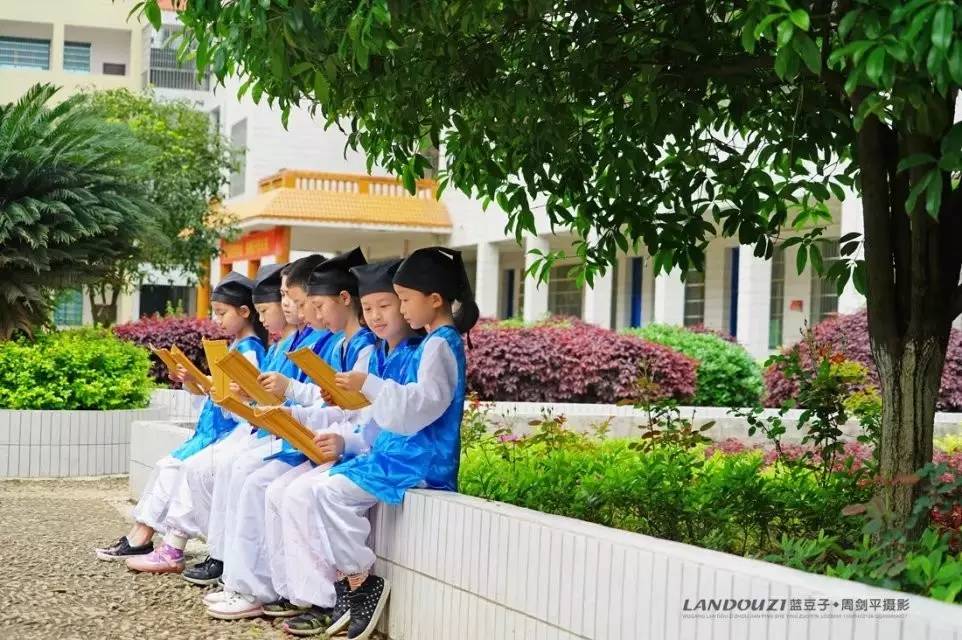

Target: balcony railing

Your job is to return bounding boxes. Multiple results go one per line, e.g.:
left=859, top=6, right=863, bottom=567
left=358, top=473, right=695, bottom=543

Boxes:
left=257, top=169, right=437, bottom=200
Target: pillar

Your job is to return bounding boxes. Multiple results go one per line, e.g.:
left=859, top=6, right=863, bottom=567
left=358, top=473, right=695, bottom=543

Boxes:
left=50, top=23, right=64, bottom=72
left=652, top=268, right=686, bottom=325
left=838, top=195, right=866, bottom=314
left=276, top=227, right=291, bottom=264
left=522, top=235, right=550, bottom=323
left=247, top=259, right=261, bottom=279
left=195, top=264, right=211, bottom=319
left=735, top=247, right=774, bottom=359
left=583, top=264, right=614, bottom=328
left=475, top=241, right=501, bottom=319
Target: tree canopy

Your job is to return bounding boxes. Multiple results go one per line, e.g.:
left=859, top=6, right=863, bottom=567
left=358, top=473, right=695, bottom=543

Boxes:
left=85, top=88, right=236, bottom=283
left=0, top=84, right=157, bottom=338
left=139, top=0, right=962, bottom=525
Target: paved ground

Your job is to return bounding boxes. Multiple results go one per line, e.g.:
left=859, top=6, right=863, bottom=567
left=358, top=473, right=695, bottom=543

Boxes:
left=0, top=477, right=296, bottom=640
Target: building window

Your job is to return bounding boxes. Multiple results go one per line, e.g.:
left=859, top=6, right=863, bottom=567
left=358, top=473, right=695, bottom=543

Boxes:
left=102, top=62, right=126, bottom=76
left=768, top=245, right=786, bottom=349
left=229, top=119, right=248, bottom=198
left=547, top=264, right=583, bottom=318
left=139, top=285, right=195, bottom=317
left=63, top=41, right=90, bottom=73
left=53, top=289, right=83, bottom=326
left=0, top=36, right=50, bottom=70
left=811, top=238, right=841, bottom=324
left=683, top=269, right=705, bottom=327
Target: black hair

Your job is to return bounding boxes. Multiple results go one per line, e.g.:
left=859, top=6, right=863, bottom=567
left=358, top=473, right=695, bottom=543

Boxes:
left=286, top=254, right=325, bottom=290
left=393, top=247, right=479, bottom=335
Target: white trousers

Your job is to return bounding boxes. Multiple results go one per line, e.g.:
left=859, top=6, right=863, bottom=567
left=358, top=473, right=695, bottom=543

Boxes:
left=265, top=461, right=314, bottom=603
left=221, top=458, right=301, bottom=602
left=278, top=469, right=378, bottom=608
left=206, top=433, right=275, bottom=559
left=162, top=426, right=252, bottom=540
left=130, top=455, right=184, bottom=532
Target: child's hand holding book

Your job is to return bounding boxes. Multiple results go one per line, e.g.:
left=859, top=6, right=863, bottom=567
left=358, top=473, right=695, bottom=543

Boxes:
left=314, top=432, right=345, bottom=461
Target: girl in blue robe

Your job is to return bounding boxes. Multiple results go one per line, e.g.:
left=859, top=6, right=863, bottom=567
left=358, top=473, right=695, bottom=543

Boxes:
left=278, top=248, right=478, bottom=640
left=95, top=272, right=267, bottom=571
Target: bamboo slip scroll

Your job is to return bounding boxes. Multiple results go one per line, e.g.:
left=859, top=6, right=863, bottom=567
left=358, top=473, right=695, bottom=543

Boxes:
left=201, top=339, right=231, bottom=400
left=148, top=344, right=205, bottom=395
left=167, top=345, right=213, bottom=394
left=253, top=407, right=333, bottom=465
left=214, top=351, right=284, bottom=406
left=286, top=348, right=371, bottom=410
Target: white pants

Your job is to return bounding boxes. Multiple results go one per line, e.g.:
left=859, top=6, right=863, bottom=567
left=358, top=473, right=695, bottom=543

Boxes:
left=221, top=458, right=303, bottom=602
left=206, top=433, right=276, bottom=559
left=162, top=426, right=252, bottom=540
left=279, top=470, right=378, bottom=608
left=130, top=455, right=184, bottom=532
left=265, top=461, right=315, bottom=603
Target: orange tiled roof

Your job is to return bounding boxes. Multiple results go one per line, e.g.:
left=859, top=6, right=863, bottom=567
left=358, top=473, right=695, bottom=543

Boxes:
left=226, top=170, right=451, bottom=230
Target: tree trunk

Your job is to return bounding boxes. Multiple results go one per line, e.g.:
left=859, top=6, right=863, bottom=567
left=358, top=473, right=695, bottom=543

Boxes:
left=88, top=287, right=118, bottom=327
left=872, top=334, right=945, bottom=528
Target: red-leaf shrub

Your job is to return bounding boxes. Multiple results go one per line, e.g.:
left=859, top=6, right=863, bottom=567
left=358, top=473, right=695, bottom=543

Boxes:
left=764, top=310, right=962, bottom=411
left=466, top=319, right=697, bottom=403
left=113, top=314, right=229, bottom=385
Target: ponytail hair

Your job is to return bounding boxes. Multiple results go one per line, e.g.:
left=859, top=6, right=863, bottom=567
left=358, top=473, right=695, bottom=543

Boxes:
left=451, top=252, right=480, bottom=335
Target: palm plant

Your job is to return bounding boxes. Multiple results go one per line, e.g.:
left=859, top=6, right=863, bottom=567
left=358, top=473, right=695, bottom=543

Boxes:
left=0, top=83, right=159, bottom=338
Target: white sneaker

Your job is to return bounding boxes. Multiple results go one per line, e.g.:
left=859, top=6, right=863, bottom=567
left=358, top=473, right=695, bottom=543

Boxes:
left=206, top=592, right=263, bottom=620
left=203, top=589, right=232, bottom=607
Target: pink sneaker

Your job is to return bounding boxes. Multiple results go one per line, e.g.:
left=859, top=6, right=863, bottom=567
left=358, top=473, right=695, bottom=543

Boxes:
left=125, top=543, right=185, bottom=574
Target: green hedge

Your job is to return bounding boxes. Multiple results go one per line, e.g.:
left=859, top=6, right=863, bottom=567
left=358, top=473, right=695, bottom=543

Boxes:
left=625, top=324, right=763, bottom=407
left=0, top=329, right=153, bottom=410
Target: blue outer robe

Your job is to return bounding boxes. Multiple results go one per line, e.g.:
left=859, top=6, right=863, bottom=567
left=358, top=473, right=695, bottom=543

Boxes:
left=330, top=326, right=466, bottom=504
left=171, top=335, right=266, bottom=460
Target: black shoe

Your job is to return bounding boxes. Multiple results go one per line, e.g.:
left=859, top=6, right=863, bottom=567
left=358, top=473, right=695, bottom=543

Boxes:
left=346, top=575, right=390, bottom=640
left=262, top=598, right=310, bottom=618
left=95, top=536, right=153, bottom=562
left=182, top=556, right=223, bottom=586
left=282, top=607, right=335, bottom=637
left=326, top=578, right=351, bottom=635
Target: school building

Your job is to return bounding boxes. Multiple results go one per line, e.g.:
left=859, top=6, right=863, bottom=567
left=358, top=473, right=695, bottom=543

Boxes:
left=1, top=0, right=868, bottom=360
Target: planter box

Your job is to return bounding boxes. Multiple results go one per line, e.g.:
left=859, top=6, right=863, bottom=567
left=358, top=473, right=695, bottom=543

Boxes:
left=129, top=419, right=962, bottom=639
left=146, top=390, right=962, bottom=443
left=0, top=407, right=164, bottom=477
left=373, top=491, right=962, bottom=640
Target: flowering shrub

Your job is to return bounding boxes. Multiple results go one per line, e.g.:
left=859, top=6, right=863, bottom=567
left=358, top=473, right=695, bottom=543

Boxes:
left=466, top=319, right=697, bottom=403
left=0, top=329, right=152, bottom=409
left=113, top=314, right=228, bottom=385
left=764, top=310, right=962, bottom=410
left=626, top=324, right=762, bottom=407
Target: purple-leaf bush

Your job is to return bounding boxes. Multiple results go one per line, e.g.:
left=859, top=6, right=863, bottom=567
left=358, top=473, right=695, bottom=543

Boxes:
left=466, top=318, right=697, bottom=403
left=113, top=314, right=229, bottom=385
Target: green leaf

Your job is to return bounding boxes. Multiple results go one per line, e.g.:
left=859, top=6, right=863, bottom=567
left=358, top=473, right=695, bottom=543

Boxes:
left=774, top=45, right=793, bottom=78
left=853, top=261, right=867, bottom=294
left=144, top=1, right=162, bottom=29
left=789, top=9, right=810, bottom=31
left=932, top=5, right=954, bottom=51
left=195, top=37, right=209, bottom=72
left=793, top=33, right=821, bottom=74
left=925, top=171, right=943, bottom=218
left=950, top=41, right=962, bottom=84
left=905, top=171, right=933, bottom=213
left=753, top=14, right=782, bottom=40
left=865, top=47, right=885, bottom=84
left=291, top=62, right=313, bottom=77
left=402, top=163, right=416, bottom=194
left=796, top=244, right=808, bottom=274
left=897, top=153, right=936, bottom=173
left=313, top=71, right=330, bottom=102
left=777, top=19, right=795, bottom=48
left=838, top=9, right=861, bottom=39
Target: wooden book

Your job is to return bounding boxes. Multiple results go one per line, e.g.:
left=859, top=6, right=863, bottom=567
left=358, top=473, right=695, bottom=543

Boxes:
left=148, top=344, right=204, bottom=395
left=215, top=351, right=284, bottom=406
left=202, top=339, right=231, bottom=400
left=287, top=348, right=371, bottom=410
left=253, top=407, right=333, bottom=465
left=168, top=345, right=212, bottom=393
left=213, top=394, right=273, bottom=430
